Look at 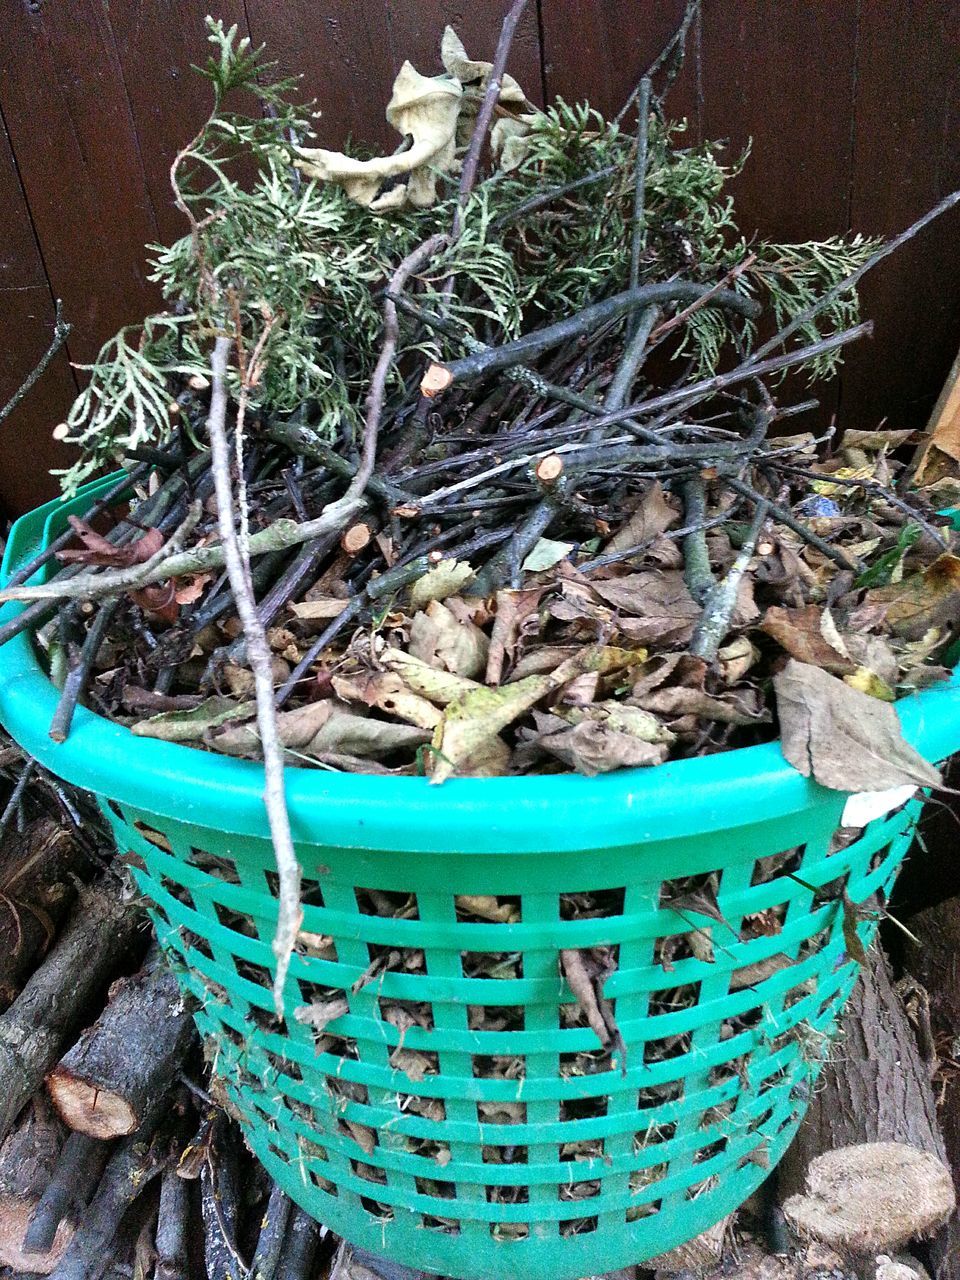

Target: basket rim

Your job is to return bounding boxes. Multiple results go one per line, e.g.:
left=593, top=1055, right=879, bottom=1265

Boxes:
left=2, top=477, right=959, bottom=853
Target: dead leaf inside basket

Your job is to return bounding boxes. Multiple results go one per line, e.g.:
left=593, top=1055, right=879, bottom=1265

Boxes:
left=773, top=659, right=941, bottom=793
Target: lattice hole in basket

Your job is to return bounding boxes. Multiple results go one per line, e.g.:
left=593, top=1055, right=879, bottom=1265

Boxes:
left=180, top=928, right=215, bottom=963
left=133, top=819, right=173, bottom=852
left=390, top=1044, right=439, bottom=1082
left=368, top=940, right=426, bottom=975
left=484, top=1144, right=528, bottom=1165
left=560, top=1048, right=610, bottom=1078
left=750, top=845, right=803, bottom=885
left=559, top=1094, right=607, bottom=1124
left=360, top=1196, right=394, bottom=1222
left=189, top=848, right=241, bottom=884
left=462, top=951, right=523, bottom=980
left=266, top=870, right=327, bottom=908
left=812, top=870, right=851, bottom=911
left=473, top=1054, right=525, bottom=1082
left=478, top=1099, right=526, bottom=1127
left=468, top=1004, right=525, bottom=1032
left=265, top=1049, right=303, bottom=1082
left=560, top=1213, right=599, bottom=1237
left=213, top=899, right=257, bottom=938
left=559, top=887, right=626, bottom=919
left=642, top=1029, right=694, bottom=1066
left=415, top=1176, right=457, bottom=1200
left=355, top=887, right=419, bottom=919
left=307, top=1168, right=338, bottom=1197
left=399, top=1091, right=446, bottom=1123
left=351, top=1159, right=387, bottom=1185
left=380, top=996, right=434, bottom=1032
left=456, top=894, right=522, bottom=922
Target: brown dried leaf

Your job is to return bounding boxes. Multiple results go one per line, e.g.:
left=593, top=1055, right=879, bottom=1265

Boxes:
left=486, top=587, right=544, bottom=684
left=761, top=605, right=857, bottom=674
left=604, top=482, right=680, bottom=555
left=294, top=996, right=349, bottom=1033
left=332, top=671, right=441, bottom=730
left=773, top=659, right=942, bottom=792
left=634, top=684, right=769, bottom=726
left=560, top=950, right=612, bottom=1047
left=538, top=720, right=669, bottom=775
left=588, top=570, right=700, bottom=644
left=865, top=554, right=960, bottom=640
left=57, top=518, right=163, bottom=567
left=409, top=599, right=489, bottom=678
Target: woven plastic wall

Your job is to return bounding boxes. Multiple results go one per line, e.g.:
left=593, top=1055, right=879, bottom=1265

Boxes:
left=100, top=792, right=919, bottom=1280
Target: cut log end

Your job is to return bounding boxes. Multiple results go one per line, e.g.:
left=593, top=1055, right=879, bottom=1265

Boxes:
left=46, top=1071, right=139, bottom=1139
left=340, top=523, right=373, bottom=557
left=0, top=1195, right=74, bottom=1274
left=419, top=363, right=453, bottom=398
left=783, top=1142, right=955, bottom=1255
left=535, top=453, right=564, bottom=485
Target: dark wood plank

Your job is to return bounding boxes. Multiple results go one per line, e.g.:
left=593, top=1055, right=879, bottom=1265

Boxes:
left=243, top=1, right=397, bottom=150
left=841, top=0, right=960, bottom=431
left=106, top=0, right=252, bottom=247
left=540, top=2, right=860, bottom=425
left=540, top=1, right=687, bottom=122
left=0, top=115, right=77, bottom=516
left=0, top=1, right=160, bottom=365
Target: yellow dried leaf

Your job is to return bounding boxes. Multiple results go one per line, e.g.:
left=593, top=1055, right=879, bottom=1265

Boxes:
left=408, top=559, right=475, bottom=611
left=295, top=62, right=462, bottom=209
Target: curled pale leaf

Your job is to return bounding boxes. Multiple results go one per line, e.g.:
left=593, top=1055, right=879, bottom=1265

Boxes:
left=131, top=696, right=254, bottom=742
left=295, top=62, right=462, bottom=209
left=409, top=600, right=489, bottom=678
left=440, top=27, right=528, bottom=104
left=408, top=559, right=475, bottom=611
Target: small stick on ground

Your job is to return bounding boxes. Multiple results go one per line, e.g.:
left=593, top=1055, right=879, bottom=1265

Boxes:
left=250, top=1183, right=291, bottom=1280
left=0, top=300, right=71, bottom=428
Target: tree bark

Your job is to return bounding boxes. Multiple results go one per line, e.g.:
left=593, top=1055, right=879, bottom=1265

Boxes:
left=778, top=947, right=948, bottom=1201
left=47, top=1113, right=166, bottom=1280
left=0, top=818, right=85, bottom=1009
left=47, top=948, right=194, bottom=1138
left=0, top=1096, right=75, bottom=1274
left=903, top=896, right=960, bottom=1280
left=0, top=883, right=142, bottom=1143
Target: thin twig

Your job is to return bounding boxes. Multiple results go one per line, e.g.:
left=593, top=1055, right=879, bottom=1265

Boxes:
left=726, top=475, right=863, bottom=572
left=49, top=600, right=119, bottom=742
left=206, top=334, right=301, bottom=1018
left=681, top=477, right=715, bottom=603
left=0, top=300, right=71, bottom=427
left=690, top=498, right=769, bottom=661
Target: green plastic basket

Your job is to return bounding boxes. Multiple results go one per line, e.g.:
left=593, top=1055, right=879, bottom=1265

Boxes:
left=3, top=477, right=960, bottom=1280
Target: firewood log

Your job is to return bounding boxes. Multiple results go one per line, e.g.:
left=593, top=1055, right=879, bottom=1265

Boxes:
left=778, top=947, right=948, bottom=1197
left=0, top=818, right=85, bottom=1009
left=22, top=1132, right=109, bottom=1257
left=47, top=947, right=194, bottom=1138
left=47, top=1109, right=167, bottom=1280
left=903, top=895, right=960, bottom=1280
left=0, top=883, right=142, bottom=1143
left=275, top=1207, right=324, bottom=1280
left=0, top=1096, right=75, bottom=1273
left=155, top=1164, right=191, bottom=1280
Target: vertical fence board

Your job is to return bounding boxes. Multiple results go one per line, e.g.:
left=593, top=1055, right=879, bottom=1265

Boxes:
left=243, top=1, right=397, bottom=150
left=841, top=0, right=960, bottom=430
left=0, top=2, right=160, bottom=363
left=0, top=115, right=76, bottom=514
left=107, top=0, right=253, bottom=248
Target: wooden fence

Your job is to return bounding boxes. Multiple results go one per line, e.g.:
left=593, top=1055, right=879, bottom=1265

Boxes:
left=0, top=1, right=958, bottom=515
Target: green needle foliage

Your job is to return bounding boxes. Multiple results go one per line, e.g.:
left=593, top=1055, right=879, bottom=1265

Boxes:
left=56, top=20, right=880, bottom=495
